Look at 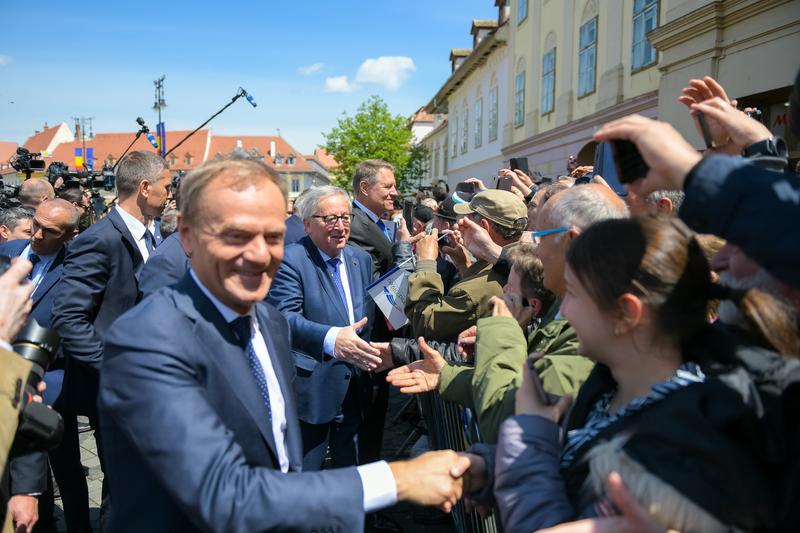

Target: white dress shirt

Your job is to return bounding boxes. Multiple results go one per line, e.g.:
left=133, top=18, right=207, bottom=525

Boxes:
left=318, top=248, right=355, bottom=358
left=189, top=270, right=397, bottom=512
left=19, top=243, right=57, bottom=292
left=114, top=205, right=153, bottom=262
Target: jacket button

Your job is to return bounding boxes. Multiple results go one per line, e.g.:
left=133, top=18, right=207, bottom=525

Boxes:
left=345, top=374, right=351, bottom=379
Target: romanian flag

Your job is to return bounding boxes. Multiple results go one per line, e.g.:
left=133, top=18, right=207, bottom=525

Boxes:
left=74, top=148, right=83, bottom=170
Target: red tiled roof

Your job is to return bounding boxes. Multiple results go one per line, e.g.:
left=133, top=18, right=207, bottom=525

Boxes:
left=49, top=130, right=210, bottom=171
left=0, top=142, right=18, bottom=165
left=23, top=125, right=62, bottom=153
left=312, top=148, right=337, bottom=170
left=411, top=107, right=436, bottom=123
left=208, top=136, right=314, bottom=172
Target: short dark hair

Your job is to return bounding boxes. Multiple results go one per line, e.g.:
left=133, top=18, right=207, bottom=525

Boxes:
left=0, top=206, right=34, bottom=230
left=508, top=243, right=555, bottom=310
left=116, top=151, right=168, bottom=197
left=413, top=205, right=435, bottom=224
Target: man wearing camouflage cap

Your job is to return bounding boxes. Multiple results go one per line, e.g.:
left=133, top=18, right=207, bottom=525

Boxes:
left=405, top=190, right=527, bottom=342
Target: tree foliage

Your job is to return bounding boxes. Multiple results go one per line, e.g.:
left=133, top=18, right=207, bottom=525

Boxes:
left=322, top=95, right=422, bottom=193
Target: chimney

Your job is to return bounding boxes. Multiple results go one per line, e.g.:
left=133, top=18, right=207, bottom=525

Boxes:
left=43, top=122, right=49, bottom=130
left=270, top=141, right=276, bottom=159
left=236, top=139, right=243, bottom=149
left=75, top=123, right=81, bottom=140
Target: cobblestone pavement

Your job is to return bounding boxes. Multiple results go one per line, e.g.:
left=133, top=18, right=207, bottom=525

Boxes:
left=53, top=391, right=455, bottom=532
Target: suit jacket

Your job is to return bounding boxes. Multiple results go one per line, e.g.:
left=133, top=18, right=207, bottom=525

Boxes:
left=284, top=214, right=306, bottom=245
left=0, top=239, right=67, bottom=331
left=139, top=232, right=191, bottom=298
left=51, top=208, right=144, bottom=416
left=98, top=274, right=364, bottom=532
left=267, top=237, right=374, bottom=424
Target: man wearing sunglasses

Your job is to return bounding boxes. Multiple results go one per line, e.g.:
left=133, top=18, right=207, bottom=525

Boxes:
left=267, top=185, right=381, bottom=471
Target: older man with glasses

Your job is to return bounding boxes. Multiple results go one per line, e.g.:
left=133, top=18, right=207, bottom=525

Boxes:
left=267, top=185, right=384, bottom=471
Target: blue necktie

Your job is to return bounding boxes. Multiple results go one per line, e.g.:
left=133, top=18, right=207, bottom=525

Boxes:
left=27, top=253, right=40, bottom=280
left=230, top=316, right=272, bottom=422
left=327, top=257, right=348, bottom=312
left=144, top=229, right=156, bottom=254
left=377, top=219, right=393, bottom=242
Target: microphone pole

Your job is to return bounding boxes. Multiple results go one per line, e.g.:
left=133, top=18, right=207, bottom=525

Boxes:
left=113, top=118, right=151, bottom=172
left=164, top=88, right=257, bottom=158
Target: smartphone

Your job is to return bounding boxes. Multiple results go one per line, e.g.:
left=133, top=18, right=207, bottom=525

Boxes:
left=592, top=142, right=628, bottom=196
left=402, top=199, right=414, bottom=233
left=509, top=157, right=530, bottom=176
left=695, top=111, right=714, bottom=149
left=610, top=140, right=650, bottom=184
left=455, top=181, right=478, bottom=195
left=496, top=176, right=513, bottom=191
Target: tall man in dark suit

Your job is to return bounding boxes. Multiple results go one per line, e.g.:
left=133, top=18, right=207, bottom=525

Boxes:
left=268, top=186, right=382, bottom=470
left=348, top=160, right=401, bottom=467
left=52, top=150, right=172, bottom=529
left=97, top=156, right=471, bottom=532
left=0, top=199, right=78, bottom=533
left=139, top=230, right=191, bottom=298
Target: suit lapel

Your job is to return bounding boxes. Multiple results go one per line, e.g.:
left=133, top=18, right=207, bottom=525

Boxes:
left=106, top=209, right=144, bottom=276
left=177, top=276, right=280, bottom=463
left=31, top=246, right=66, bottom=305
left=300, top=237, right=350, bottom=324
left=352, top=204, right=392, bottom=256
left=342, top=247, right=364, bottom=321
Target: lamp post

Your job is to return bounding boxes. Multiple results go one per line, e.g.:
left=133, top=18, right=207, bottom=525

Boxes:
left=153, top=76, right=166, bottom=156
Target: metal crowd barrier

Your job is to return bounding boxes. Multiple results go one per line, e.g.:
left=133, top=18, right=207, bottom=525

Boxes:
left=417, top=391, right=501, bottom=533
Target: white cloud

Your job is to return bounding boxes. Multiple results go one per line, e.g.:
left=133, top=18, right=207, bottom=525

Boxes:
left=324, top=76, right=357, bottom=93
left=355, top=56, right=416, bottom=91
left=0, top=54, right=13, bottom=67
left=297, top=63, right=324, bottom=76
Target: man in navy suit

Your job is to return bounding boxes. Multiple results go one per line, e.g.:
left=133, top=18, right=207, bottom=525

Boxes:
left=98, top=156, right=471, bottom=532
left=284, top=186, right=313, bottom=245
left=268, top=186, right=384, bottom=470
left=52, top=150, right=172, bottom=529
left=0, top=198, right=78, bottom=533
left=140, top=231, right=191, bottom=298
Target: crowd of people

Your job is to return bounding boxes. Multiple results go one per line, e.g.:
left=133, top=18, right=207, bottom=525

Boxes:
left=0, top=69, right=798, bottom=533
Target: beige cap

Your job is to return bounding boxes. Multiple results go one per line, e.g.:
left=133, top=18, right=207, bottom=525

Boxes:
left=453, top=189, right=528, bottom=230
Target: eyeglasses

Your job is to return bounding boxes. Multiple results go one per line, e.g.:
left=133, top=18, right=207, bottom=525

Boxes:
left=528, top=226, right=569, bottom=238
left=311, top=213, right=353, bottom=226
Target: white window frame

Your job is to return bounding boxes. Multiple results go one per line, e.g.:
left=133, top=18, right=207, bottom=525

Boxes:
left=541, top=48, right=556, bottom=115
left=578, top=17, right=597, bottom=97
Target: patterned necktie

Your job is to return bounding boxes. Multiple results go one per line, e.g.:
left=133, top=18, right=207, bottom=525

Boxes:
left=27, top=253, right=40, bottom=280
left=144, top=229, right=156, bottom=254
left=327, top=257, right=348, bottom=312
left=376, top=219, right=393, bottom=242
left=230, top=316, right=272, bottom=422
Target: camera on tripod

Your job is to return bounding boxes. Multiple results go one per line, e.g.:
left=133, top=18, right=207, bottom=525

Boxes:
left=9, top=147, right=46, bottom=179
left=0, top=255, right=64, bottom=455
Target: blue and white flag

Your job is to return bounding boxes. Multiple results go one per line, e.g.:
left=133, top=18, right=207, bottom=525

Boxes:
left=366, top=265, right=409, bottom=331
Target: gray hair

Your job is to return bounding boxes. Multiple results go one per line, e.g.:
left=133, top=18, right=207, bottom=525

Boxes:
left=0, top=207, right=34, bottom=230
left=159, top=208, right=180, bottom=238
left=116, top=151, right=168, bottom=197
left=352, top=159, right=394, bottom=194
left=646, top=190, right=685, bottom=212
left=292, top=186, right=314, bottom=215
left=300, top=186, right=351, bottom=220
left=548, top=185, right=629, bottom=232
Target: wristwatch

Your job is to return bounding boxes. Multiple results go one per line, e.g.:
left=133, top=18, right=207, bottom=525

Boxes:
left=742, top=136, right=788, bottom=159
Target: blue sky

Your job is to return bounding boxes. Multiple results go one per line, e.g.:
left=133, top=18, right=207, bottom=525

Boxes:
left=0, top=1, right=497, bottom=154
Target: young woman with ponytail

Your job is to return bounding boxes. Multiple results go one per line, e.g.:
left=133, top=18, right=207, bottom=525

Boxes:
left=492, top=215, right=800, bottom=532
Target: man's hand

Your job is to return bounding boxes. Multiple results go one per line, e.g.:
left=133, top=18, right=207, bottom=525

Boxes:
left=415, top=229, right=440, bottom=261
left=494, top=293, right=535, bottom=327
left=593, top=114, right=702, bottom=198
left=499, top=169, right=533, bottom=197
left=691, top=97, right=772, bottom=155
left=8, top=494, right=38, bottom=533
left=441, top=237, right=472, bottom=274
left=370, top=341, right=394, bottom=373
left=457, top=217, right=502, bottom=265
left=0, top=259, right=34, bottom=344
left=390, top=450, right=470, bottom=512
left=395, top=217, right=412, bottom=242
left=463, top=177, right=487, bottom=191
left=516, top=357, right=572, bottom=422
left=455, top=453, right=493, bottom=518
left=679, top=76, right=737, bottom=148
left=386, top=337, right=446, bottom=394
left=456, top=325, right=477, bottom=362
left=334, top=317, right=382, bottom=371
left=535, top=471, right=668, bottom=533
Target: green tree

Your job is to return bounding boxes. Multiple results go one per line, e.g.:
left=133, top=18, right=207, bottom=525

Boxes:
left=322, top=95, right=419, bottom=193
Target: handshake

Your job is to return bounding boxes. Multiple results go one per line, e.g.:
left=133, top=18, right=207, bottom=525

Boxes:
left=389, top=449, right=487, bottom=513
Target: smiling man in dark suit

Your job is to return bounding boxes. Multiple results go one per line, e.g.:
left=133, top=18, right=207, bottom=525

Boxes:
left=268, top=185, right=382, bottom=471
left=51, top=150, right=172, bottom=530
left=97, top=157, right=472, bottom=532
left=0, top=198, right=78, bottom=533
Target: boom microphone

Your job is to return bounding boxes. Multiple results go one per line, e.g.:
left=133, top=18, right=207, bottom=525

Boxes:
left=135, top=117, right=159, bottom=149
left=240, top=87, right=258, bottom=108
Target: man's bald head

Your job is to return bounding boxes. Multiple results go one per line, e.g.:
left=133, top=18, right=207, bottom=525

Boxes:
left=18, top=178, right=55, bottom=210
left=30, top=198, right=79, bottom=255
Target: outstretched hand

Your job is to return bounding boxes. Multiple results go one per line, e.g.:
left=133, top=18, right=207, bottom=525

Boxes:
left=386, top=337, right=446, bottom=394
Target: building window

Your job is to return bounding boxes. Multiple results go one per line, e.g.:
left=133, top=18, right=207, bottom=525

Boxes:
left=434, top=144, right=440, bottom=177
left=517, top=0, right=528, bottom=24
left=291, top=177, right=300, bottom=193
left=287, top=154, right=296, bottom=165
left=488, top=86, right=499, bottom=142
left=275, top=153, right=284, bottom=165
left=474, top=98, right=483, bottom=149
left=184, top=154, right=193, bottom=166
left=541, top=48, right=556, bottom=115
left=632, top=0, right=658, bottom=71
left=460, top=108, right=469, bottom=154
left=578, top=17, right=597, bottom=97
left=450, top=116, right=458, bottom=158
left=514, top=72, right=526, bottom=127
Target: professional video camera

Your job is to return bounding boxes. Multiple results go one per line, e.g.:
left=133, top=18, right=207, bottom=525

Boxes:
left=0, top=255, right=64, bottom=455
left=0, top=178, right=22, bottom=209
left=9, top=147, right=46, bottom=180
